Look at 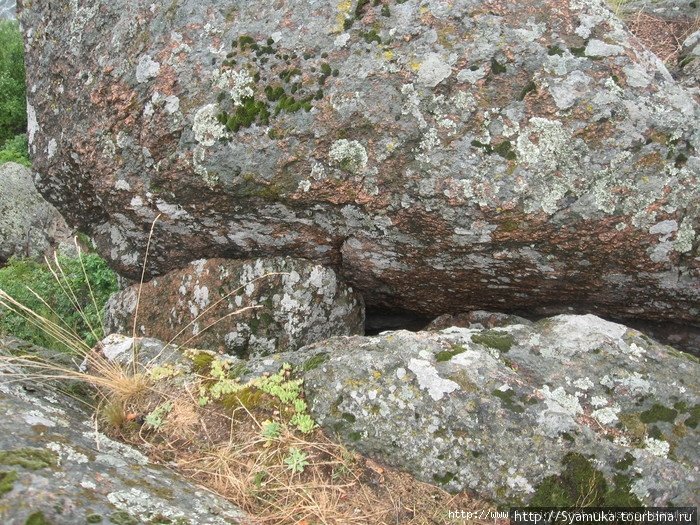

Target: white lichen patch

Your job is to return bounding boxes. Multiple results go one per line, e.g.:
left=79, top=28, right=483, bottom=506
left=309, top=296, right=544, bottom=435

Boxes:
left=585, top=39, right=624, bottom=57
left=23, top=410, right=57, bottom=427
left=46, top=442, right=89, bottom=465
left=591, top=396, right=609, bottom=408
left=329, top=139, right=368, bottom=173
left=407, top=358, right=459, bottom=401
left=193, top=285, right=210, bottom=310
left=673, top=221, right=695, bottom=253
left=573, top=377, right=594, bottom=391
left=136, top=54, right=161, bottom=83
left=591, top=406, right=620, bottom=426
left=643, top=437, right=670, bottom=458
left=540, top=385, right=583, bottom=416
left=27, top=104, right=38, bottom=148
left=193, top=104, right=227, bottom=147
left=417, top=53, right=452, bottom=87
left=214, top=69, right=254, bottom=106
left=47, top=138, right=57, bottom=159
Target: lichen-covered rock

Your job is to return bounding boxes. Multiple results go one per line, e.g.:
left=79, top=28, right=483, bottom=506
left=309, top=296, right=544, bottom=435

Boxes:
left=104, top=257, right=364, bottom=358
left=19, top=0, right=700, bottom=327
left=235, top=314, right=699, bottom=506
left=0, top=0, right=14, bottom=19
left=427, top=310, right=532, bottom=331
left=0, top=346, right=248, bottom=524
left=679, top=30, right=700, bottom=90
left=0, top=162, right=74, bottom=265
left=617, top=0, right=697, bottom=22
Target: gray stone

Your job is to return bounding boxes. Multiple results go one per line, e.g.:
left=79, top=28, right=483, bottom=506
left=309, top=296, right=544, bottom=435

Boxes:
left=0, top=162, right=74, bottom=265
left=679, top=30, right=700, bottom=91
left=0, top=342, right=248, bottom=525
left=0, top=0, right=14, bottom=20
left=104, top=257, right=364, bottom=358
left=18, top=0, right=700, bottom=328
left=229, top=315, right=698, bottom=506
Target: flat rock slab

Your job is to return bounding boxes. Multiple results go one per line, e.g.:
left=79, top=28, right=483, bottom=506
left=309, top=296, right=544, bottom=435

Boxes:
left=104, top=257, right=364, bottom=358
left=0, top=352, right=249, bottom=524
left=19, top=0, right=700, bottom=327
left=236, top=315, right=700, bottom=506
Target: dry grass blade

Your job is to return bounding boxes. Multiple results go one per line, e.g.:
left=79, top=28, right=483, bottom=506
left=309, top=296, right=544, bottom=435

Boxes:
left=132, top=214, right=161, bottom=372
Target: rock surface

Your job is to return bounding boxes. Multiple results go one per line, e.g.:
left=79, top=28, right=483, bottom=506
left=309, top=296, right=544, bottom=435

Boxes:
left=0, top=0, right=14, bottom=19
left=100, top=314, right=700, bottom=507
left=0, top=343, right=248, bottom=525
left=104, top=257, right=364, bottom=358
left=679, top=30, right=700, bottom=90
left=0, top=162, right=74, bottom=265
left=18, top=0, right=700, bottom=326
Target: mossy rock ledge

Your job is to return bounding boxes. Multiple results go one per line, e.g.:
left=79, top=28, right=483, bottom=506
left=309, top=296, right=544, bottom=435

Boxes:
left=18, top=0, right=699, bottom=326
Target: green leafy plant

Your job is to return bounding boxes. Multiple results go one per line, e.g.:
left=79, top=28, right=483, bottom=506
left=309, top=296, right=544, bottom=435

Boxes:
left=0, top=253, right=119, bottom=351
left=261, top=420, right=281, bottom=440
left=0, top=133, right=29, bottom=166
left=144, top=401, right=173, bottom=429
left=0, top=21, right=27, bottom=148
left=283, top=447, right=309, bottom=474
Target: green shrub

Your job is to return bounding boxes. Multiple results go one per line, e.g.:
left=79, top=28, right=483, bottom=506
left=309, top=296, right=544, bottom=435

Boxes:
left=0, top=133, right=29, bottom=166
left=0, top=254, right=119, bottom=351
left=0, top=20, right=27, bottom=148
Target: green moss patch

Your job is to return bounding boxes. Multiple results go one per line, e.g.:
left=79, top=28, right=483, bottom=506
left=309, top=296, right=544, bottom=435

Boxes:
left=436, top=344, right=468, bottom=362
left=0, top=448, right=57, bottom=470
left=0, top=469, right=18, bottom=497
left=24, top=512, right=50, bottom=525
left=490, top=57, right=506, bottom=74
left=302, top=353, right=330, bottom=371
left=109, top=511, right=138, bottom=525
left=639, top=404, right=677, bottom=424
left=492, top=389, right=525, bottom=413
left=471, top=331, right=515, bottom=353
left=530, top=453, right=641, bottom=506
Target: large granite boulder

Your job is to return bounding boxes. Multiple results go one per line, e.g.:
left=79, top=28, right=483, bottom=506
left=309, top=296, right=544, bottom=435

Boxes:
left=0, top=162, right=73, bottom=265
left=19, top=0, right=700, bottom=326
left=243, top=315, right=698, bottom=506
left=105, top=257, right=364, bottom=357
left=0, top=345, right=248, bottom=524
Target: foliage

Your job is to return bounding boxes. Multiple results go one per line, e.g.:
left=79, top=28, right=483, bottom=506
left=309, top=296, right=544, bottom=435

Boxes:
left=283, top=447, right=310, bottom=474
left=144, top=401, right=173, bottom=430
left=0, top=253, right=119, bottom=351
left=0, top=133, right=29, bottom=166
left=0, top=21, right=27, bottom=148
left=261, top=420, right=281, bottom=440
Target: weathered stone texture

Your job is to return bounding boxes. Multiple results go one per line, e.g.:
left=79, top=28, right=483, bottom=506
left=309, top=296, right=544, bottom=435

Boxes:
left=104, top=257, right=364, bottom=358
left=246, top=315, right=700, bottom=506
left=18, top=0, right=700, bottom=325
left=0, top=162, right=74, bottom=265
left=0, top=341, right=248, bottom=525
